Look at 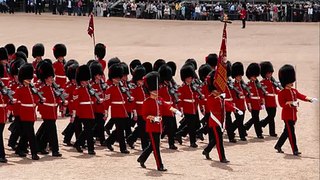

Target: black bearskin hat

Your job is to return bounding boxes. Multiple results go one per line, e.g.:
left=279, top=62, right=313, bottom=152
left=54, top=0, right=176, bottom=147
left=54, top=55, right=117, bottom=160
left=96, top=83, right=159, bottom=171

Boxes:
left=198, top=64, right=212, bottom=82
left=38, top=61, right=55, bottom=82
left=207, top=70, right=217, bottom=92
left=0, top=47, right=8, bottom=61
left=144, top=71, right=160, bottom=92
left=129, top=59, right=141, bottom=75
left=132, top=65, right=146, bottom=82
left=14, top=51, right=28, bottom=62
left=231, top=62, right=244, bottom=78
left=108, top=63, right=123, bottom=80
left=158, top=64, right=172, bottom=82
left=180, top=64, right=195, bottom=81
left=5, top=43, right=15, bottom=55
left=260, top=61, right=274, bottom=79
left=53, top=44, right=67, bottom=59
left=95, top=43, right=106, bottom=59
left=120, top=62, right=129, bottom=75
left=246, top=63, right=260, bottom=79
left=65, top=59, right=79, bottom=81
left=185, top=58, right=198, bottom=70
left=32, top=43, right=45, bottom=58
left=279, top=64, right=296, bottom=87
left=76, top=65, right=91, bottom=85
left=0, top=64, right=4, bottom=78
left=18, top=63, right=34, bottom=83
left=86, top=59, right=95, bottom=67
left=89, top=60, right=104, bottom=80
left=9, top=58, right=26, bottom=76
left=167, top=61, right=177, bottom=76
left=142, top=62, right=153, bottom=74
left=36, top=59, right=53, bottom=80
left=108, top=57, right=121, bottom=69
left=17, top=45, right=29, bottom=58
left=226, top=61, right=232, bottom=78
left=206, top=53, right=218, bottom=68
left=153, top=59, right=166, bottom=72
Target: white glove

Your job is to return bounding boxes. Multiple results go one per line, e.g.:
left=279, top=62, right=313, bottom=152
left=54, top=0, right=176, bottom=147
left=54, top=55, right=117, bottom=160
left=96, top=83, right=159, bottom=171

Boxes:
left=220, top=93, right=226, bottom=99
left=261, top=104, right=265, bottom=110
left=291, top=101, right=299, bottom=107
left=175, top=110, right=183, bottom=117
left=153, top=116, right=161, bottom=123
left=237, top=110, right=244, bottom=115
left=310, top=98, right=318, bottom=103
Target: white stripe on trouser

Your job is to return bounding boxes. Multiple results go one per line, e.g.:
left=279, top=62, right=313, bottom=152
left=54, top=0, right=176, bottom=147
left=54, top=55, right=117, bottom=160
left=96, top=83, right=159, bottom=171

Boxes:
left=210, top=112, right=223, bottom=131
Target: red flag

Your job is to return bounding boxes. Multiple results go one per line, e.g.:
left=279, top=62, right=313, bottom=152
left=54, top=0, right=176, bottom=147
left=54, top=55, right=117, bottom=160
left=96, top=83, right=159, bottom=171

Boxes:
left=214, top=23, right=228, bottom=92
left=87, top=13, right=94, bottom=38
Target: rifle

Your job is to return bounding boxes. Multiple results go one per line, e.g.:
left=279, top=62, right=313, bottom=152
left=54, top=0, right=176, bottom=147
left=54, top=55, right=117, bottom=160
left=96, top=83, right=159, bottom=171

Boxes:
left=255, top=80, right=267, bottom=95
left=100, top=79, right=108, bottom=91
left=240, top=80, right=251, bottom=98
left=227, top=78, right=241, bottom=98
left=191, top=79, right=205, bottom=99
left=168, top=81, right=180, bottom=104
left=29, top=83, right=45, bottom=103
left=52, top=82, right=68, bottom=104
left=87, top=84, right=102, bottom=103
left=119, top=81, right=134, bottom=102
left=270, top=76, right=283, bottom=90
left=0, top=80, right=15, bottom=103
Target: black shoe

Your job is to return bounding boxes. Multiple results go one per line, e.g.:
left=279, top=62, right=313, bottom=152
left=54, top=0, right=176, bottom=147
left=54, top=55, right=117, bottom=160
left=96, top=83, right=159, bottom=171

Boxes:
left=121, top=150, right=130, bottom=154
left=137, top=158, right=146, bottom=168
left=88, top=150, right=96, bottom=155
left=274, top=146, right=284, bottom=153
left=157, top=167, right=167, bottom=171
left=63, top=140, right=73, bottom=146
left=106, top=143, right=114, bottom=151
left=32, top=154, right=40, bottom=160
left=16, top=151, right=27, bottom=157
left=0, top=157, right=8, bottom=163
left=74, top=145, right=83, bottom=153
left=127, top=139, right=135, bottom=149
left=202, top=150, right=211, bottom=160
left=240, top=137, right=247, bottom=141
left=190, top=143, right=198, bottom=148
left=40, top=150, right=49, bottom=155
left=169, top=145, right=178, bottom=150
left=229, top=139, right=237, bottom=143
left=52, top=152, right=62, bottom=157
left=175, top=135, right=182, bottom=145
left=270, top=133, right=278, bottom=137
left=257, top=135, right=264, bottom=139
left=161, top=133, right=165, bottom=139
left=220, top=159, right=230, bottom=163
left=105, top=129, right=111, bottom=135
left=293, top=151, right=301, bottom=156
left=197, top=133, right=204, bottom=141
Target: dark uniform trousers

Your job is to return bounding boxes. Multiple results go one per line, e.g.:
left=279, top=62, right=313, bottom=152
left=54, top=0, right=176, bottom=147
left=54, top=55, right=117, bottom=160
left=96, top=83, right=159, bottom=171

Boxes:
left=63, top=116, right=82, bottom=143
left=0, top=124, right=5, bottom=158
left=38, top=120, right=59, bottom=153
left=244, top=110, right=263, bottom=137
left=17, top=121, right=38, bottom=155
left=93, top=113, right=105, bottom=144
left=127, top=116, right=149, bottom=150
left=8, top=116, right=21, bottom=148
left=138, top=132, right=163, bottom=169
left=197, top=113, right=213, bottom=139
left=233, top=112, right=247, bottom=139
left=105, top=118, right=127, bottom=152
left=104, top=118, right=115, bottom=132
left=124, top=113, right=133, bottom=138
left=275, top=120, right=298, bottom=153
left=162, top=116, right=177, bottom=146
left=183, top=114, right=198, bottom=144
left=74, top=119, right=94, bottom=151
left=260, top=107, right=277, bottom=135
left=204, top=126, right=226, bottom=161
left=225, top=111, right=235, bottom=140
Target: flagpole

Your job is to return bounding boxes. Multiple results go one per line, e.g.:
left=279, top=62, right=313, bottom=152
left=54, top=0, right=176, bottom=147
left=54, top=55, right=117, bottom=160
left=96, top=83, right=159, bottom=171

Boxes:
left=93, top=32, right=96, bottom=60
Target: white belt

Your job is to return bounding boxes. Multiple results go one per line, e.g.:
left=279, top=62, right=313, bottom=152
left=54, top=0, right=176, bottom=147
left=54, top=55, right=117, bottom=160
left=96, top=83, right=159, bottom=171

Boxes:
left=80, top=101, right=93, bottom=105
left=135, top=101, right=144, bottom=105
left=251, top=96, right=260, bottom=100
left=111, top=101, right=125, bottom=105
left=164, top=101, right=173, bottom=105
left=0, top=104, right=6, bottom=108
left=56, top=75, right=66, bottom=79
left=225, top=98, right=233, bottom=101
left=239, top=96, right=245, bottom=99
left=183, top=99, right=195, bottom=103
left=266, top=94, right=276, bottom=97
left=1, top=77, right=9, bottom=80
left=43, top=103, right=58, bottom=107
left=21, top=103, right=36, bottom=107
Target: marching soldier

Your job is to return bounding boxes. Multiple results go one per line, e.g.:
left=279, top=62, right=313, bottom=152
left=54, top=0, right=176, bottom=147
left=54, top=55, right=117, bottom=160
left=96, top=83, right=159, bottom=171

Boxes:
left=137, top=72, right=181, bottom=171
left=32, top=43, right=45, bottom=83
left=94, top=43, right=107, bottom=72
left=0, top=64, right=9, bottom=163
left=259, top=61, right=280, bottom=137
left=274, top=65, right=318, bottom=155
left=0, top=47, right=10, bottom=86
left=244, top=63, right=264, bottom=139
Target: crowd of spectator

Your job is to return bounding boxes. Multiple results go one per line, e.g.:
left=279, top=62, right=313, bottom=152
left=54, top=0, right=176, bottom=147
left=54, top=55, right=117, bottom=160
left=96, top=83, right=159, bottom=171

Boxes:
left=0, top=0, right=319, bottom=22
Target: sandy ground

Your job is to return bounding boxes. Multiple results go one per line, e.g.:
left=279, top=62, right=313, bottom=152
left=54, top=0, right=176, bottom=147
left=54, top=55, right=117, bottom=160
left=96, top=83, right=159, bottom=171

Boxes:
left=0, top=13, right=319, bottom=180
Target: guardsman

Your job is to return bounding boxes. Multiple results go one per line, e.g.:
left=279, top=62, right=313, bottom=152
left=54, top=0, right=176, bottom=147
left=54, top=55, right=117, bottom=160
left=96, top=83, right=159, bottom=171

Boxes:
left=94, top=43, right=107, bottom=72
left=274, top=65, right=318, bottom=156
left=72, top=65, right=96, bottom=155
left=137, top=72, right=181, bottom=171
left=32, top=43, right=45, bottom=83
left=0, top=47, right=10, bottom=86
left=244, top=63, right=264, bottom=139
left=259, top=61, right=280, bottom=137
left=4, top=43, right=15, bottom=62
left=0, top=64, right=9, bottom=163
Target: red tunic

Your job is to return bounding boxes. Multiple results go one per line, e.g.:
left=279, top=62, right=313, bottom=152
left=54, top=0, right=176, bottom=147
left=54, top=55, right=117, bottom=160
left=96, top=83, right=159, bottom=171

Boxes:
left=158, top=83, right=174, bottom=117
left=8, top=81, right=20, bottom=116
left=91, top=81, right=106, bottom=114
left=224, top=86, right=235, bottom=112
left=246, top=80, right=263, bottom=111
left=1, top=66, right=11, bottom=87
left=240, top=9, right=247, bottom=19
left=178, top=83, right=197, bottom=115
left=131, top=85, right=146, bottom=116
left=73, top=86, right=95, bottom=119
left=231, top=80, right=246, bottom=111
left=199, top=83, right=209, bottom=113
left=14, top=85, right=38, bottom=121
left=104, top=85, right=128, bottom=118
left=142, top=97, right=171, bottom=133
left=261, top=79, right=279, bottom=108
left=278, top=88, right=308, bottom=121
left=38, top=85, right=59, bottom=120
left=122, top=81, right=133, bottom=114
left=98, top=59, right=107, bottom=72
left=0, top=94, right=7, bottom=124
left=65, top=81, right=77, bottom=112
left=53, top=60, right=66, bottom=89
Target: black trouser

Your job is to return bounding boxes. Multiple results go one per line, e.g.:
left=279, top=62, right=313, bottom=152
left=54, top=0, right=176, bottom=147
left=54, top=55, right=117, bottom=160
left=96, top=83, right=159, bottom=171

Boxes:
left=275, top=120, right=298, bottom=153
left=204, top=126, right=226, bottom=161
left=183, top=114, right=198, bottom=144
left=198, top=113, right=214, bottom=142
left=162, top=116, right=177, bottom=146
left=0, top=124, right=5, bottom=158
left=138, top=132, right=163, bottom=169
left=242, top=18, right=246, bottom=28
left=233, top=112, right=246, bottom=139
left=63, top=117, right=82, bottom=143
left=8, top=116, right=21, bottom=148
left=38, top=120, right=59, bottom=153
left=260, top=107, right=277, bottom=135
left=244, top=110, right=263, bottom=137
left=124, top=113, right=133, bottom=138
left=75, top=119, right=94, bottom=151
left=17, top=121, right=38, bottom=155
left=225, top=111, right=235, bottom=141
left=127, top=116, right=149, bottom=150
left=35, top=4, right=41, bottom=14
left=93, top=113, right=105, bottom=144
left=105, top=118, right=127, bottom=152
left=105, top=118, right=115, bottom=132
